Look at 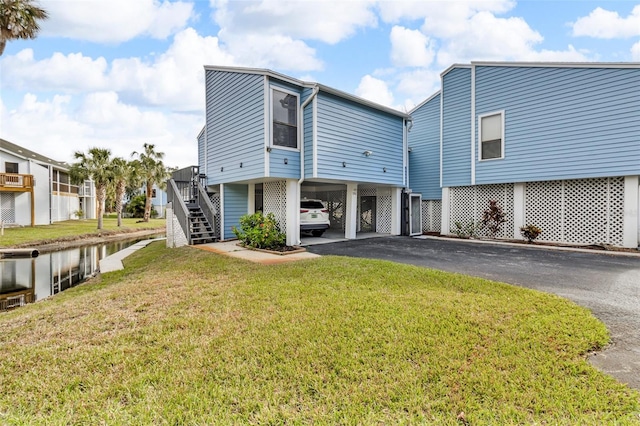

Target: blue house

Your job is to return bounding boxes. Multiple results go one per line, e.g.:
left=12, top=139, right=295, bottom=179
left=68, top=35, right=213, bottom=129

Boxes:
left=177, top=66, right=412, bottom=246
left=167, top=61, right=639, bottom=249
left=410, top=62, right=640, bottom=248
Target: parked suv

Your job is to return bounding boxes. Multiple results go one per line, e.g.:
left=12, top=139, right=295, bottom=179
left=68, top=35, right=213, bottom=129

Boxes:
left=300, top=199, right=330, bottom=237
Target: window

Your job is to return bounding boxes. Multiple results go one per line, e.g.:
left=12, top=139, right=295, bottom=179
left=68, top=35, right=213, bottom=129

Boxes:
left=5, top=162, right=18, bottom=174
left=479, top=111, right=504, bottom=160
left=272, top=89, right=298, bottom=149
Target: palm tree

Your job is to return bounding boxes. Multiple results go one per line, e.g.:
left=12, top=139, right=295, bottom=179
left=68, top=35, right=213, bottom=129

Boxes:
left=109, top=157, right=135, bottom=227
left=0, top=0, right=48, bottom=56
left=70, top=148, right=112, bottom=230
left=131, top=143, right=169, bottom=222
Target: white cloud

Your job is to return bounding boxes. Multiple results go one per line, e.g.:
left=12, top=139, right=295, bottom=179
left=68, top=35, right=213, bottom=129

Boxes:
left=355, top=75, right=394, bottom=107
left=572, top=5, right=640, bottom=39
left=395, top=69, right=441, bottom=101
left=1, top=93, right=200, bottom=167
left=632, top=41, right=640, bottom=61
left=41, top=0, right=194, bottom=43
left=390, top=26, right=435, bottom=67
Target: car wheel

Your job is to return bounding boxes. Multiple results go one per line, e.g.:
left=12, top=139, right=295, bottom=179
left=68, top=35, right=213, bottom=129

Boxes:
left=311, top=230, right=325, bottom=237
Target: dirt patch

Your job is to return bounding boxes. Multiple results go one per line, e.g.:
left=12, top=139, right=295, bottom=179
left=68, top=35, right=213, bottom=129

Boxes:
left=12, top=228, right=165, bottom=254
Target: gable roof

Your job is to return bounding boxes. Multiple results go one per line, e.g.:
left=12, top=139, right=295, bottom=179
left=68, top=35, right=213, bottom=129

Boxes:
left=0, top=138, right=70, bottom=170
left=204, top=65, right=411, bottom=119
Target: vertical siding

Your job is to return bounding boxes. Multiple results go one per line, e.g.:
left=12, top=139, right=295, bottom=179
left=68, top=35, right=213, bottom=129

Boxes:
left=315, top=92, right=404, bottom=185
left=223, top=183, right=248, bottom=238
left=442, top=67, right=472, bottom=187
left=205, top=71, right=265, bottom=185
left=475, top=65, right=640, bottom=183
left=409, top=93, right=441, bottom=199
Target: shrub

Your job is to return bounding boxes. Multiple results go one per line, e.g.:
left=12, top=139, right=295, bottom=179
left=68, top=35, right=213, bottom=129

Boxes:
left=233, top=212, right=286, bottom=250
left=481, top=200, right=507, bottom=238
left=520, top=224, right=542, bottom=243
left=73, top=209, right=84, bottom=220
left=453, top=221, right=478, bottom=239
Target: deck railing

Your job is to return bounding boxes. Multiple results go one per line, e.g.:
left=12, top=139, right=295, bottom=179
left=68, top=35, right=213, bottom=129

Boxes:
left=0, top=173, right=33, bottom=190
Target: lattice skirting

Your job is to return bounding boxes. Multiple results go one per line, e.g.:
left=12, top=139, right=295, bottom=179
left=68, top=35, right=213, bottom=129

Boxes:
left=524, top=177, right=624, bottom=245
left=449, top=184, right=515, bottom=238
left=209, top=193, right=221, bottom=238
left=421, top=200, right=442, bottom=233
left=358, top=185, right=392, bottom=234
left=263, top=181, right=287, bottom=232
left=0, top=193, right=16, bottom=223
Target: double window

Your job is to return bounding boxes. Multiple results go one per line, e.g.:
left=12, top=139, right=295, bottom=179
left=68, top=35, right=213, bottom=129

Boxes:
left=478, top=111, right=504, bottom=160
left=272, top=89, right=298, bottom=149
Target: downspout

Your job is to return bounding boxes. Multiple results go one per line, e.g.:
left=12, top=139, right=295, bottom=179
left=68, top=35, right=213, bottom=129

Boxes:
left=297, top=85, right=319, bottom=244
left=405, top=118, right=413, bottom=189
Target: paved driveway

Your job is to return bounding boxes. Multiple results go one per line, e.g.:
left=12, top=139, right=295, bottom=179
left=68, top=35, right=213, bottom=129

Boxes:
left=306, top=236, right=640, bottom=389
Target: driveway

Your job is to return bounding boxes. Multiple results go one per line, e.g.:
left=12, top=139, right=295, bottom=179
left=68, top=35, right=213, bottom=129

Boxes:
left=306, top=236, right=640, bottom=389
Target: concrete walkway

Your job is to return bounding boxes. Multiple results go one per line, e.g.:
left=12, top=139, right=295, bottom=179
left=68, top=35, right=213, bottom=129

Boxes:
left=99, top=238, right=166, bottom=273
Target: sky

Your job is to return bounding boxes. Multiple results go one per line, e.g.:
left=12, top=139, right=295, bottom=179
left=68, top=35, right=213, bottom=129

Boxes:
left=1, top=0, right=639, bottom=169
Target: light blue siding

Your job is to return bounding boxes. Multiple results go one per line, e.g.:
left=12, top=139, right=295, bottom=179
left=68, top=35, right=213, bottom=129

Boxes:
left=223, top=183, right=248, bottom=238
left=315, top=92, right=404, bottom=185
left=269, top=148, right=300, bottom=178
left=303, top=99, right=314, bottom=179
left=205, top=71, right=265, bottom=185
left=409, top=93, right=441, bottom=199
left=197, top=128, right=205, bottom=174
left=442, top=67, right=472, bottom=187
left=475, top=65, right=640, bottom=183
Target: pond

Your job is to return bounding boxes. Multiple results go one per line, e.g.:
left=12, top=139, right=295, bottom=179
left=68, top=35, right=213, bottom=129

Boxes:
left=0, top=236, right=162, bottom=312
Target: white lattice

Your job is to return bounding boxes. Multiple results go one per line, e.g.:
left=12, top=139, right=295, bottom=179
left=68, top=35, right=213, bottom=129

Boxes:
left=376, top=187, right=392, bottom=234
left=421, top=200, right=442, bottom=233
left=0, top=193, right=15, bottom=223
left=449, top=184, right=514, bottom=238
left=525, top=177, right=624, bottom=245
left=263, top=181, right=287, bottom=232
left=209, top=193, right=221, bottom=238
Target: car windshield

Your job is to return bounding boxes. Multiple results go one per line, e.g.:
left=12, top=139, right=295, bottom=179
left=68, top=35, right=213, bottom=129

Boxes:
left=301, top=201, right=325, bottom=209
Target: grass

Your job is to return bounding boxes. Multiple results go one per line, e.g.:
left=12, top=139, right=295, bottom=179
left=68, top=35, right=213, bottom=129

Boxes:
left=0, top=218, right=165, bottom=247
left=0, top=243, right=639, bottom=424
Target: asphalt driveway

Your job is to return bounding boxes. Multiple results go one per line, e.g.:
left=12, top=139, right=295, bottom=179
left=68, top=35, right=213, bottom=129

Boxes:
left=306, top=235, right=640, bottom=389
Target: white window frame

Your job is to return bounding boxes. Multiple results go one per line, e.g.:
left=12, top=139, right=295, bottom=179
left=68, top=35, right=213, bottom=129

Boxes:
left=477, top=110, right=505, bottom=161
left=270, top=87, right=300, bottom=152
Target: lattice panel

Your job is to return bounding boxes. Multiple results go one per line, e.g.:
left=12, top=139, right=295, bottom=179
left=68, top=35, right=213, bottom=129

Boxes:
left=525, top=180, right=564, bottom=242
left=263, top=181, right=287, bottom=232
left=525, top=177, right=625, bottom=245
left=209, top=193, right=221, bottom=238
left=376, top=191, right=392, bottom=234
left=450, top=185, right=513, bottom=238
left=0, top=193, right=15, bottom=223
left=421, top=200, right=442, bottom=232
left=358, top=186, right=377, bottom=197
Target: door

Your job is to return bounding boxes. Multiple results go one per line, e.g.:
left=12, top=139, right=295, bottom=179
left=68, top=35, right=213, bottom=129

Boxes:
left=409, top=193, right=422, bottom=236
left=360, top=196, right=376, bottom=233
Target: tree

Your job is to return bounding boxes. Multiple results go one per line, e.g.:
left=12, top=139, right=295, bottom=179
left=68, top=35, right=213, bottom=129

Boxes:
left=0, top=0, right=48, bottom=56
left=70, top=148, right=112, bottom=230
left=109, top=157, right=134, bottom=227
left=131, top=143, right=169, bottom=222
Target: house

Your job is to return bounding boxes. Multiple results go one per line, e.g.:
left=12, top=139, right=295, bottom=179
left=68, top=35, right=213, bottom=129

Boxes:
left=167, top=62, right=639, bottom=249
left=0, top=138, right=96, bottom=226
left=167, top=66, right=412, bottom=247
left=409, top=62, right=640, bottom=248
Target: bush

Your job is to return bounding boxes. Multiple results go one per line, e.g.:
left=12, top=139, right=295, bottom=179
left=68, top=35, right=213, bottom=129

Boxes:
left=520, top=224, right=542, bottom=243
left=232, top=212, right=286, bottom=250
left=125, top=195, right=157, bottom=219
left=481, top=200, right=507, bottom=238
left=453, top=221, right=478, bottom=239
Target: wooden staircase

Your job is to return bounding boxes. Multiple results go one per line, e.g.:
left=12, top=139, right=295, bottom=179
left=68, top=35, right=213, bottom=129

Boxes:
left=187, top=202, right=217, bottom=244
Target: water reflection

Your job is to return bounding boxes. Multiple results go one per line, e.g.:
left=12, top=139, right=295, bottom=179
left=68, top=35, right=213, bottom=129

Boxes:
left=0, top=238, right=159, bottom=311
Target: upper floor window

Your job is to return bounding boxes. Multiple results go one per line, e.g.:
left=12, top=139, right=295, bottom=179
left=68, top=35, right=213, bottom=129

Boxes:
left=479, top=111, right=504, bottom=160
left=5, top=162, right=18, bottom=174
left=272, top=89, right=298, bottom=149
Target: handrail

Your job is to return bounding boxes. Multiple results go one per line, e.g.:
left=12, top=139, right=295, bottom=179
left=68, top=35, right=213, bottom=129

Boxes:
left=167, top=179, right=192, bottom=245
left=197, top=181, right=218, bottom=238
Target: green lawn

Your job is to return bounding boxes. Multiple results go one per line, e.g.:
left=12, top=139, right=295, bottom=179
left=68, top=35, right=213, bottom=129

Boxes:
left=0, top=218, right=165, bottom=247
left=0, top=242, right=638, bottom=424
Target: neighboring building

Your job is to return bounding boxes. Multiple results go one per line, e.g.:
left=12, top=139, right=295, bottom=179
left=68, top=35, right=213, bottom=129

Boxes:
left=0, top=138, right=96, bottom=226
left=168, top=62, right=639, bottom=248
left=410, top=62, right=639, bottom=248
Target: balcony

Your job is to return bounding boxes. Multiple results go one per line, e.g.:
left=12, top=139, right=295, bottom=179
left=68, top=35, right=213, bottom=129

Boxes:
left=0, top=173, right=34, bottom=191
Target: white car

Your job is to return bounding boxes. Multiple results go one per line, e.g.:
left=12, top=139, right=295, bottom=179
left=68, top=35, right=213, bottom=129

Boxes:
left=300, top=199, right=330, bottom=237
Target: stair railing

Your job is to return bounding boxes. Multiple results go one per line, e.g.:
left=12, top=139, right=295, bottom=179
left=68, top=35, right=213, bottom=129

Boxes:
left=196, top=181, right=218, bottom=240
left=167, top=178, right=192, bottom=245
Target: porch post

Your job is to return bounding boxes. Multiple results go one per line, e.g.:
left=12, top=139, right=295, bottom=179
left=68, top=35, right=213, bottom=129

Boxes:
left=285, top=179, right=300, bottom=246
left=623, top=175, right=639, bottom=248
left=345, top=183, right=358, bottom=239
left=390, top=187, right=402, bottom=235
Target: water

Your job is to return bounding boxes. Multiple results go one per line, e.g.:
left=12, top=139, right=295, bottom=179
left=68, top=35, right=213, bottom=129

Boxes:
left=0, top=236, right=161, bottom=311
